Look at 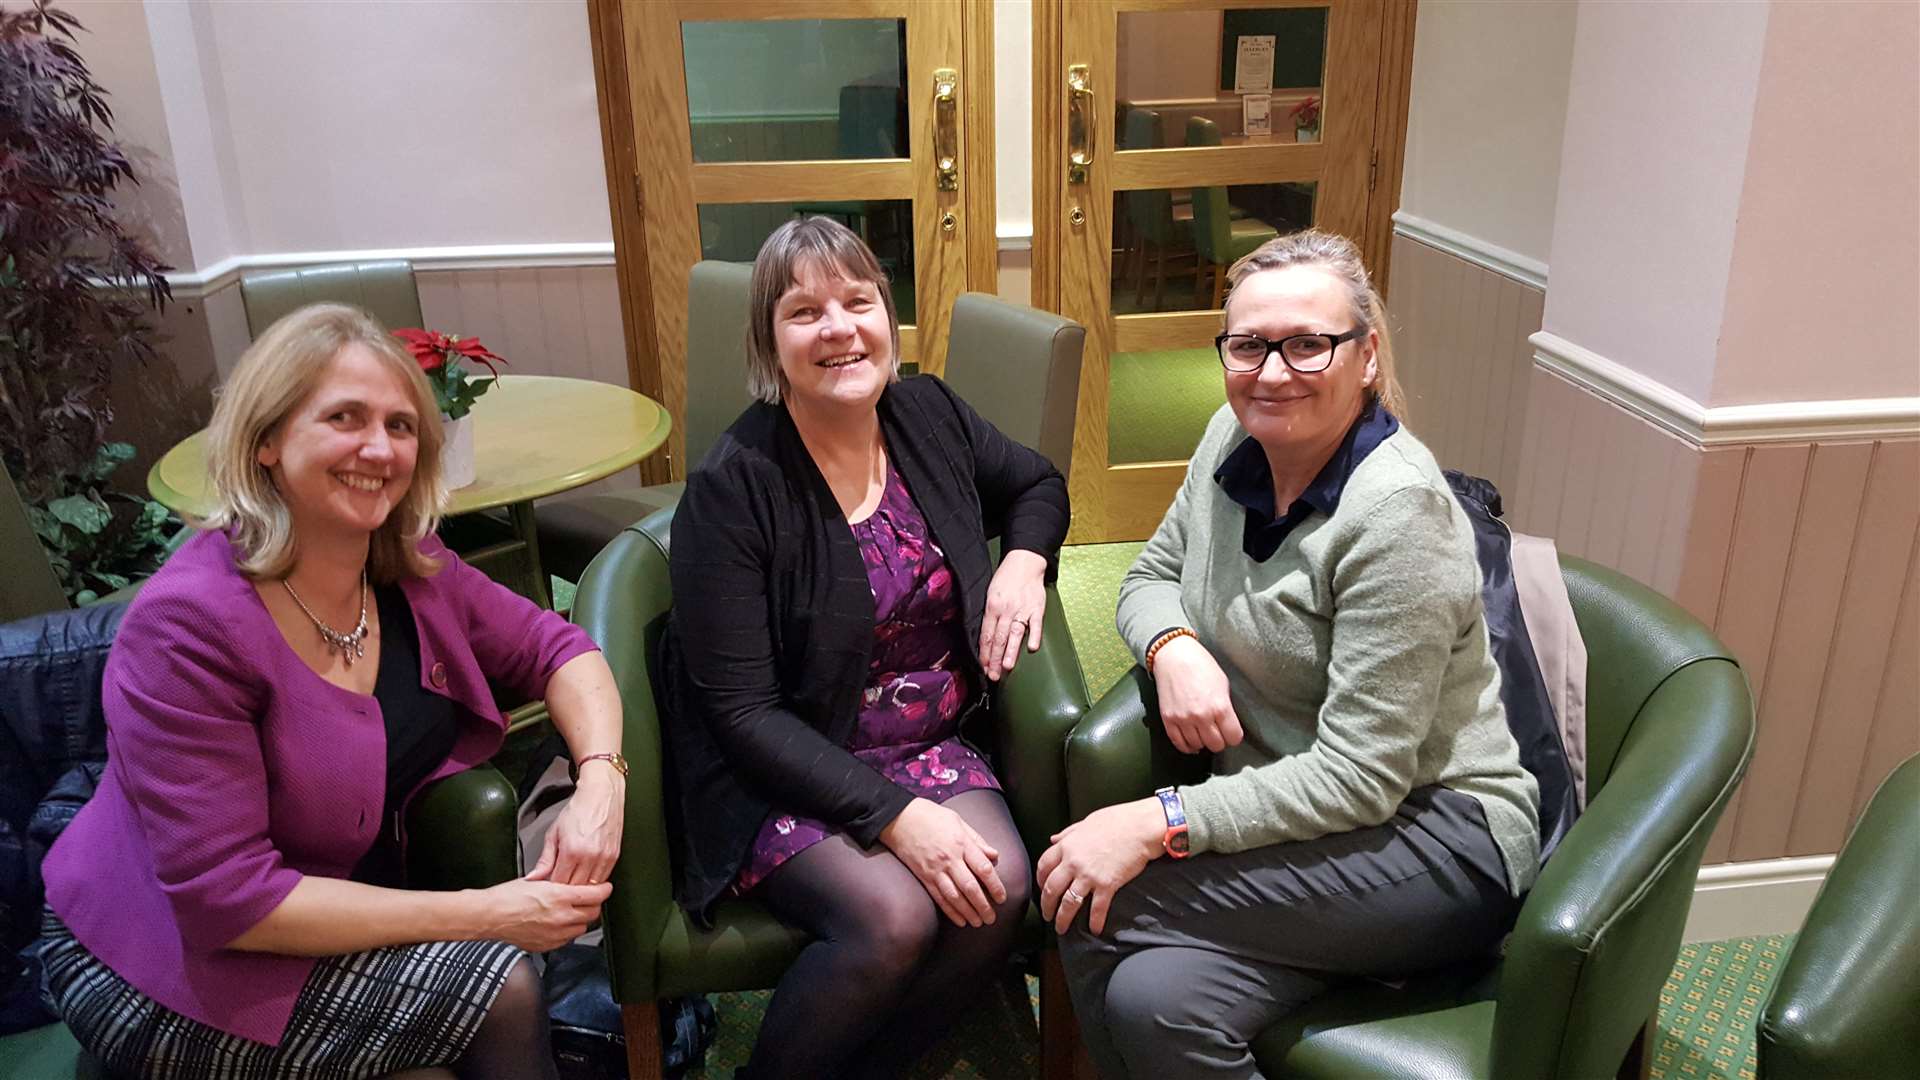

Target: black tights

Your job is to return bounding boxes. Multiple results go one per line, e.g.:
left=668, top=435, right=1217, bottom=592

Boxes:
left=449, top=956, right=557, bottom=1080
left=743, top=790, right=1032, bottom=1080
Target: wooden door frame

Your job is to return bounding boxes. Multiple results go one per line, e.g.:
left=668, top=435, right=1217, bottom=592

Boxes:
left=589, top=0, right=996, bottom=482
left=1032, top=0, right=1416, bottom=311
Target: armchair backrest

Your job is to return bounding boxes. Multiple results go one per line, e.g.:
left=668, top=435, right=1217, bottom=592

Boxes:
left=1493, top=557, right=1754, bottom=1079
left=1185, top=116, right=1230, bottom=263
left=569, top=508, right=677, bottom=999
left=1122, top=109, right=1174, bottom=244
left=240, top=260, right=424, bottom=337
left=683, top=261, right=756, bottom=469
left=942, top=294, right=1085, bottom=483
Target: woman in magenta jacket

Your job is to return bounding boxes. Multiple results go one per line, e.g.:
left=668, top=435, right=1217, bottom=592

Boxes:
left=41, top=304, right=623, bottom=1079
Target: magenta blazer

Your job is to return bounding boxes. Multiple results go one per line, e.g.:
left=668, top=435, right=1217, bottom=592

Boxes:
left=43, top=529, right=598, bottom=1045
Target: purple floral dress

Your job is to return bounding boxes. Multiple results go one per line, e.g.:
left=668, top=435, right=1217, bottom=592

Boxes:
left=734, top=464, right=1000, bottom=893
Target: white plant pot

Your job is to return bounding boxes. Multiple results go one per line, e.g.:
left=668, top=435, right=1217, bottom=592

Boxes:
left=1295, top=125, right=1319, bottom=144
left=442, top=413, right=476, bottom=489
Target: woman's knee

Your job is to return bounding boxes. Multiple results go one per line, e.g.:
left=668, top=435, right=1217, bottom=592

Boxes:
left=487, top=956, right=545, bottom=1025
left=843, top=885, right=940, bottom=977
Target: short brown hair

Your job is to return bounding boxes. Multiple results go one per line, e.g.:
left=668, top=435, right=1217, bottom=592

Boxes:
left=201, top=303, right=447, bottom=582
left=744, top=216, right=902, bottom=404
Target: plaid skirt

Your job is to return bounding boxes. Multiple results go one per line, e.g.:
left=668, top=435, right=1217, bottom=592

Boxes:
left=39, top=911, right=525, bottom=1080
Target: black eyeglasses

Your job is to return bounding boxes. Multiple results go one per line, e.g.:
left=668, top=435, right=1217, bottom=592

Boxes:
left=1214, top=328, right=1366, bottom=374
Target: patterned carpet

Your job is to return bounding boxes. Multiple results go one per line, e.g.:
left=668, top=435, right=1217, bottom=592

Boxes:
left=651, top=545, right=1790, bottom=1077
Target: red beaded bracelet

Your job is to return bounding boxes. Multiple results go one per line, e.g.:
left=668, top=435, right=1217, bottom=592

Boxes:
left=1145, top=627, right=1198, bottom=675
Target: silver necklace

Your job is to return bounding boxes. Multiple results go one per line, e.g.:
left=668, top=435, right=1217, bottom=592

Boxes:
left=282, top=571, right=369, bottom=666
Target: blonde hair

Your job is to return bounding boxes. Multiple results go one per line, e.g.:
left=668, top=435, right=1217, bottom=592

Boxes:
left=1225, top=229, right=1407, bottom=417
left=201, top=303, right=447, bottom=583
left=744, top=216, right=902, bottom=405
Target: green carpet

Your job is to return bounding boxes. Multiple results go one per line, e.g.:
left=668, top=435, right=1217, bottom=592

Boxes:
left=1107, top=347, right=1224, bottom=464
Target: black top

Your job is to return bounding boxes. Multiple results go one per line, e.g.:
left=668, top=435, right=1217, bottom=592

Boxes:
left=351, top=585, right=460, bottom=888
left=657, top=375, right=1070, bottom=918
left=1212, top=399, right=1400, bottom=562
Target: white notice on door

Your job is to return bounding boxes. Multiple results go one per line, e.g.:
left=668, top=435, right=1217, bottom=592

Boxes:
left=1243, top=94, right=1272, bottom=138
left=1235, top=35, right=1276, bottom=94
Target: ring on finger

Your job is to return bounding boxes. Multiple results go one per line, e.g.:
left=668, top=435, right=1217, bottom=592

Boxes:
left=1064, top=887, right=1085, bottom=903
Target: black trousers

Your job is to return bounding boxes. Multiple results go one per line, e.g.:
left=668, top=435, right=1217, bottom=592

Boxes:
left=1058, top=786, right=1519, bottom=1080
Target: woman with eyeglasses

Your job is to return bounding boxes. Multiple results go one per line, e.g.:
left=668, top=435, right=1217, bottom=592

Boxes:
left=1037, top=230, right=1540, bottom=1079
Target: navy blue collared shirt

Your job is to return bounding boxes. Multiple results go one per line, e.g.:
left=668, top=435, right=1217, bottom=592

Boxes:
left=1212, top=400, right=1401, bottom=562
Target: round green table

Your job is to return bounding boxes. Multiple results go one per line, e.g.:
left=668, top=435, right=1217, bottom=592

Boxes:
left=148, top=375, right=671, bottom=607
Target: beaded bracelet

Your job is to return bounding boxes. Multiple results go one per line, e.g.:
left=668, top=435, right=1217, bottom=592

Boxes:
left=1144, top=627, right=1198, bottom=675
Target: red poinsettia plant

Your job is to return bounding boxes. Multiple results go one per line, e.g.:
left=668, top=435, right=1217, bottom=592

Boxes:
left=392, top=329, right=507, bottom=421
left=1289, top=95, right=1322, bottom=131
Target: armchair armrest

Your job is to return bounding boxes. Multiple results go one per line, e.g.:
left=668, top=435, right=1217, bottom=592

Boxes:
left=1492, top=657, right=1754, bottom=1079
left=1757, top=753, right=1920, bottom=1080
left=570, top=516, right=678, bottom=1002
left=406, top=765, right=519, bottom=891
left=1064, top=664, right=1209, bottom=821
left=992, top=585, right=1091, bottom=857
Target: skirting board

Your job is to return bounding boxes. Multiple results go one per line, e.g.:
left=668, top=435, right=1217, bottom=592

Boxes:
left=1683, top=855, right=1833, bottom=942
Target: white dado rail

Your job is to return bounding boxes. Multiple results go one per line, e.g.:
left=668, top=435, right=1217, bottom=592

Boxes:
left=1391, top=210, right=1548, bottom=291
left=1531, top=331, right=1920, bottom=448
left=162, top=242, right=618, bottom=300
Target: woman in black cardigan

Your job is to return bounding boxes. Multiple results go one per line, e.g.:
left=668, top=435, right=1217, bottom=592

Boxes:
left=658, top=217, right=1069, bottom=1077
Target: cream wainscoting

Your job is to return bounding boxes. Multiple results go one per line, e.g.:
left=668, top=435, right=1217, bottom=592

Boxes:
left=1387, top=228, right=1545, bottom=501
left=1514, top=333, right=1919, bottom=868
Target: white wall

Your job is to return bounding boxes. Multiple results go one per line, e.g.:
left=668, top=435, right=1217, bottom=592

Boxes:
left=1542, top=0, right=1771, bottom=404
left=994, top=0, right=1033, bottom=242
left=1396, top=0, right=1575, bottom=268
left=75, top=1, right=614, bottom=270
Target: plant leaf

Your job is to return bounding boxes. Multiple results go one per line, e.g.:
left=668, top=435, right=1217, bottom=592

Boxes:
left=46, top=492, right=111, bottom=534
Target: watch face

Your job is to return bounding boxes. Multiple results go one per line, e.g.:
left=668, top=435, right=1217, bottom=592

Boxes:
left=1167, top=831, right=1190, bottom=857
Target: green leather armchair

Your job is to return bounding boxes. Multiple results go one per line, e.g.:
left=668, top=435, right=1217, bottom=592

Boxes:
left=1757, top=752, right=1919, bottom=1079
left=1062, top=557, right=1756, bottom=1079
left=535, top=261, right=755, bottom=584
left=570, top=507, right=1091, bottom=1078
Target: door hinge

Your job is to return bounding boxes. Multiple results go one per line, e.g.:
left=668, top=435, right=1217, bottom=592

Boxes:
left=1368, top=150, right=1379, bottom=192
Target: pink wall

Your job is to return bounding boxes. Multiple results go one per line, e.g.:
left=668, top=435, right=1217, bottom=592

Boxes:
left=1542, top=0, right=1771, bottom=405
left=66, top=2, right=193, bottom=268
left=196, top=3, right=612, bottom=255
left=1712, top=0, right=1920, bottom=406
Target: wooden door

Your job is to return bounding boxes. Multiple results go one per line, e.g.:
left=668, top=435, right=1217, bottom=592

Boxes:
left=590, top=0, right=996, bottom=481
left=1035, top=0, right=1413, bottom=542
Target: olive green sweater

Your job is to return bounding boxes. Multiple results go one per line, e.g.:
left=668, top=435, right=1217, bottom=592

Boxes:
left=1118, top=406, right=1540, bottom=894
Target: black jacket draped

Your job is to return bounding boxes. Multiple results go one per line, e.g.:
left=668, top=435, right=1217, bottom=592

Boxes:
left=657, top=375, right=1070, bottom=919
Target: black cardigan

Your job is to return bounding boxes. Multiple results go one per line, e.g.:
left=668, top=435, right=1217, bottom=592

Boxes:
left=658, top=376, right=1070, bottom=917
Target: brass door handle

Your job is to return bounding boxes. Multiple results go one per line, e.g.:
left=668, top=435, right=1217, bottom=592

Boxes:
left=934, top=68, right=959, bottom=192
left=1068, top=64, right=1093, bottom=185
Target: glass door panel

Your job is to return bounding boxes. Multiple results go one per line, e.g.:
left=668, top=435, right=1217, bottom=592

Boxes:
left=683, top=19, right=908, bottom=164
left=1050, top=0, right=1383, bottom=542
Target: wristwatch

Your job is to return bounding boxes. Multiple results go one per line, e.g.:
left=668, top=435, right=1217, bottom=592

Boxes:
left=1154, top=786, right=1191, bottom=858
